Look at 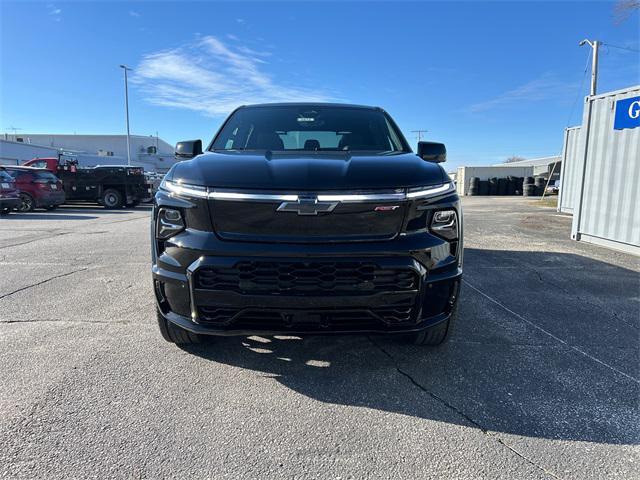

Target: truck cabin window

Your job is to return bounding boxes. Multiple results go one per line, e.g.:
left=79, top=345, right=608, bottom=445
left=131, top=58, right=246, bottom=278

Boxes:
left=211, top=106, right=410, bottom=154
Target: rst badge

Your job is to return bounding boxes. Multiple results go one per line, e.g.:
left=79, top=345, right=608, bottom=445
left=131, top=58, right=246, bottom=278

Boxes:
left=374, top=205, right=400, bottom=212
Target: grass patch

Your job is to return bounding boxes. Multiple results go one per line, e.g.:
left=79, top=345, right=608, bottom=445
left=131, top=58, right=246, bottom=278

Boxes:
left=534, top=196, right=558, bottom=208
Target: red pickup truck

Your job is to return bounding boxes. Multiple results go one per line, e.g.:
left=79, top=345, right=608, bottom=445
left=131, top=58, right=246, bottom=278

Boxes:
left=23, top=157, right=149, bottom=208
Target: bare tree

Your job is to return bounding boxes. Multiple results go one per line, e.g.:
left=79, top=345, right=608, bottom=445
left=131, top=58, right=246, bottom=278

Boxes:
left=504, top=156, right=526, bottom=163
left=615, top=0, right=640, bottom=23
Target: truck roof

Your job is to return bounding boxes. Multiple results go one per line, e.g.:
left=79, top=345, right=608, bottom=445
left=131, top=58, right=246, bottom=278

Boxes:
left=238, top=102, right=381, bottom=111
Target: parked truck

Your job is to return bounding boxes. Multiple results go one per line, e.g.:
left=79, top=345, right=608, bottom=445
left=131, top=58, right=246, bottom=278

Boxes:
left=23, top=156, right=150, bottom=208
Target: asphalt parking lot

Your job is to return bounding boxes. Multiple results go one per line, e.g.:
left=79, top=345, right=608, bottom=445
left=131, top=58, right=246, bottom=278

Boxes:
left=1, top=197, right=638, bottom=479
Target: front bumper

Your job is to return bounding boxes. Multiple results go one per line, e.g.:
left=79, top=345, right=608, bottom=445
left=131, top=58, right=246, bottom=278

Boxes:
left=35, top=191, right=65, bottom=207
left=152, top=231, right=462, bottom=336
left=0, top=197, right=20, bottom=210
left=151, top=186, right=462, bottom=336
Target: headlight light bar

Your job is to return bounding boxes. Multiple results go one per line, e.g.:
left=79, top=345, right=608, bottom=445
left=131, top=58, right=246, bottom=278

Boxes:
left=161, top=179, right=455, bottom=202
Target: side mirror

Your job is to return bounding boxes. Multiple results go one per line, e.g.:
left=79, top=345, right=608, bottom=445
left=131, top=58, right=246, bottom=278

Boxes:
left=417, top=141, right=446, bottom=163
left=175, top=140, right=203, bottom=159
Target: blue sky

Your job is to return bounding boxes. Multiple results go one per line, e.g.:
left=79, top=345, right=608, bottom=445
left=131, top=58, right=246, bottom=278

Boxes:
left=1, top=1, right=638, bottom=171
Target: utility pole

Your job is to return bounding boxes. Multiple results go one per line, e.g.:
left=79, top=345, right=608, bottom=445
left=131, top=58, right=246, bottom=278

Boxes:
left=411, top=129, right=428, bottom=144
left=571, top=39, right=600, bottom=238
left=579, top=39, right=600, bottom=96
left=119, top=64, right=133, bottom=165
left=7, top=126, right=22, bottom=139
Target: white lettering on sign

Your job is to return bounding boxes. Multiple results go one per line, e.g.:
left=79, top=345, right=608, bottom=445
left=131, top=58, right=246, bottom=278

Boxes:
left=629, top=100, right=640, bottom=119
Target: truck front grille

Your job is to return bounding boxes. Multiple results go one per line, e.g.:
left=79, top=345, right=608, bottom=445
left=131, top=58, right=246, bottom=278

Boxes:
left=197, top=302, right=416, bottom=330
left=195, top=261, right=417, bottom=295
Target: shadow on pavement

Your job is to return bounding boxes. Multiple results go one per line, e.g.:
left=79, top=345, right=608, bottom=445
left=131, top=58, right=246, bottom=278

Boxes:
left=1, top=212, right=99, bottom=220
left=59, top=204, right=152, bottom=214
left=180, top=248, right=639, bottom=445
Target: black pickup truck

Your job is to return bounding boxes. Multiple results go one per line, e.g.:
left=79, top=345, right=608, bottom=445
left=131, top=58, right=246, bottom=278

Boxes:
left=152, top=103, right=462, bottom=346
left=24, top=157, right=150, bottom=208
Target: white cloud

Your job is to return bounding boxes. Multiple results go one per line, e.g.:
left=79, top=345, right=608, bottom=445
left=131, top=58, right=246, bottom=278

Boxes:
left=47, top=4, right=62, bottom=21
left=133, top=36, right=338, bottom=117
left=129, top=10, right=141, bottom=18
left=468, top=74, right=576, bottom=113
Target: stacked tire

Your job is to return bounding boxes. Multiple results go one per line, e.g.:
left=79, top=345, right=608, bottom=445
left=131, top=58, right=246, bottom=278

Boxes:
left=468, top=175, right=543, bottom=197
left=468, top=177, right=480, bottom=196
left=489, top=177, right=498, bottom=195
left=497, top=178, right=507, bottom=195
left=523, top=176, right=536, bottom=196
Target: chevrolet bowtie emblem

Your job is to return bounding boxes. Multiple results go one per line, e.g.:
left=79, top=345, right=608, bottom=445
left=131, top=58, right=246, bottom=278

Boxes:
left=277, top=197, right=338, bottom=216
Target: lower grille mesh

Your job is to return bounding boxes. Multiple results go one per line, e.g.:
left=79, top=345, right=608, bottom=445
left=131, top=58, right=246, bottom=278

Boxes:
left=195, top=261, right=417, bottom=295
left=198, top=301, right=416, bottom=329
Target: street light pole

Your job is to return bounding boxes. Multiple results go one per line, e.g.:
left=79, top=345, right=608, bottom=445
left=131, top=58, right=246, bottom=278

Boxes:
left=119, top=64, right=132, bottom=166
left=579, top=39, right=599, bottom=96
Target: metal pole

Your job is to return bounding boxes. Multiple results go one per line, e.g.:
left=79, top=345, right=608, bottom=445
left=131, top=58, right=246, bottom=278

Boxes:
left=590, top=40, right=599, bottom=96
left=120, top=65, right=132, bottom=166
left=579, top=39, right=599, bottom=96
left=554, top=127, right=571, bottom=210
left=571, top=39, right=599, bottom=240
left=571, top=97, right=593, bottom=241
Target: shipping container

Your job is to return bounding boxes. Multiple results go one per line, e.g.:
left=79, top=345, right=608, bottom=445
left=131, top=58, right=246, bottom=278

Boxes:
left=557, top=126, right=582, bottom=214
left=570, top=85, right=640, bottom=255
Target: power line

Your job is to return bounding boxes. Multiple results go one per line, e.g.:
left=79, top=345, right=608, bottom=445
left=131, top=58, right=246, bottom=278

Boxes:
left=601, top=42, right=640, bottom=53
left=411, top=129, right=428, bottom=142
left=540, top=45, right=593, bottom=201
left=6, top=126, right=22, bottom=135
left=565, top=49, right=592, bottom=127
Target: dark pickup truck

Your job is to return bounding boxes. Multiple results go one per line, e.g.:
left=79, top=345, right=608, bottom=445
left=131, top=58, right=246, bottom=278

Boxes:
left=23, top=157, right=149, bottom=208
left=152, top=103, right=463, bottom=346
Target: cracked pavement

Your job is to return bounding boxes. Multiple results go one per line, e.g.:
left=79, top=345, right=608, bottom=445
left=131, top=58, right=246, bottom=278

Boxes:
left=0, top=199, right=638, bottom=479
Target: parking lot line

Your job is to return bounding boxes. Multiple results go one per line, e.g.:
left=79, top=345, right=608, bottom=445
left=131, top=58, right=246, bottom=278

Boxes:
left=463, top=279, right=639, bottom=384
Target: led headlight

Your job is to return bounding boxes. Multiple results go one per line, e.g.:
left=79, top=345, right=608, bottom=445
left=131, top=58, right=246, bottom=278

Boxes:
left=430, top=209, right=458, bottom=240
left=160, top=179, right=208, bottom=198
left=156, top=208, right=185, bottom=239
left=406, top=182, right=455, bottom=199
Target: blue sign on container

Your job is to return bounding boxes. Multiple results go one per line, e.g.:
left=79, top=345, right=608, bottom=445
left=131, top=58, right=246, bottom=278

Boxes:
left=614, top=96, right=640, bottom=130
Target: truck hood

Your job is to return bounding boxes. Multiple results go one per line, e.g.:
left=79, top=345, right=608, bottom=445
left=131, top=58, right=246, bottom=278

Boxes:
left=169, top=151, right=447, bottom=190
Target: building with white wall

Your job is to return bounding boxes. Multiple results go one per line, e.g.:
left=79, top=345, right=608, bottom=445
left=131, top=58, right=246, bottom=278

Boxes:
left=1, top=133, right=180, bottom=172
left=491, top=156, right=561, bottom=176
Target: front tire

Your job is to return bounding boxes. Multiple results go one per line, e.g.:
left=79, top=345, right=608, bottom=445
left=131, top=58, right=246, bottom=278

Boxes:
left=156, top=309, right=201, bottom=345
left=18, top=193, right=35, bottom=212
left=102, top=189, right=123, bottom=209
left=409, top=304, right=458, bottom=346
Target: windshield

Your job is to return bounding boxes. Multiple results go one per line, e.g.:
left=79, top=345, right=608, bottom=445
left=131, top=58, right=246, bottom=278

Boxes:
left=34, top=171, right=59, bottom=181
left=0, top=170, right=13, bottom=182
left=210, top=105, right=411, bottom=153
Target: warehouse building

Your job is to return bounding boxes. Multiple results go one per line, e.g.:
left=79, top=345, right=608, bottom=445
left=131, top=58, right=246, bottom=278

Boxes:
left=455, top=156, right=560, bottom=196
left=0, top=133, right=179, bottom=172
